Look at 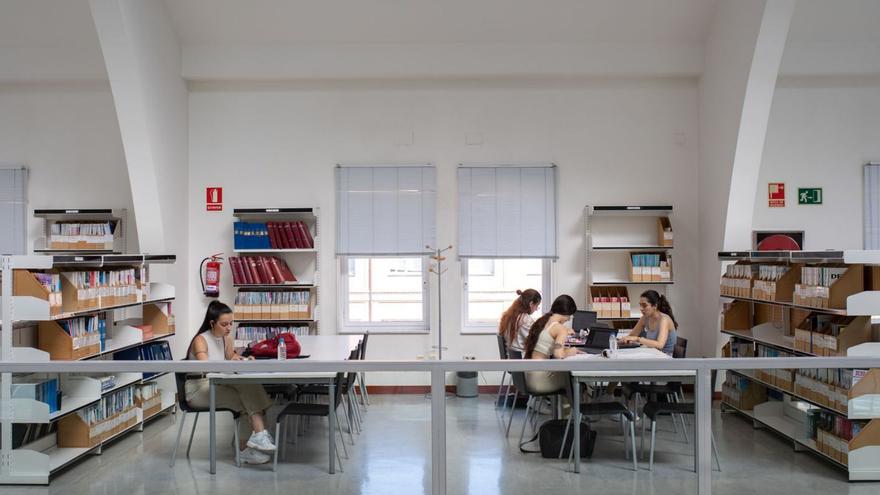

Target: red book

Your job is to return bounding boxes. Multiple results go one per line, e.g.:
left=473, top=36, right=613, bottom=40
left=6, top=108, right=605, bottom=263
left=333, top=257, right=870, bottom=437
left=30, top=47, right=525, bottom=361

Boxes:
left=273, top=221, right=290, bottom=249
left=230, top=257, right=246, bottom=285
left=267, top=222, right=280, bottom=249
left=274, top=258, right=297, bottom=282
left=297, top=221, right=314, bottom=248
left=283, top=222, right=300, bottom=249
left=267, top=257, right=287, bottom=283
left=257, top=257, right=276, bottom=284
left=245, top=257, right=260, bottom=284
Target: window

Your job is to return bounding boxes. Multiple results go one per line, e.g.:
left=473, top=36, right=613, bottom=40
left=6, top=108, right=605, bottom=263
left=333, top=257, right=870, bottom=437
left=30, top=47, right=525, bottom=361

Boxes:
left=462, top=258, right=552, bottom=333
left=339, top=256, right=429, bottom=333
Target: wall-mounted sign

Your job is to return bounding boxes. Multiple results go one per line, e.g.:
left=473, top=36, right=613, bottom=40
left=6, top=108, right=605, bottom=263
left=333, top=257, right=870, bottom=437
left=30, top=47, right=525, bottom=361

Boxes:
left=768, top=183, right=785, bottom=208
left=798, top=187, right=823, bottom=205
left=206, top=187, right=223, bottom=211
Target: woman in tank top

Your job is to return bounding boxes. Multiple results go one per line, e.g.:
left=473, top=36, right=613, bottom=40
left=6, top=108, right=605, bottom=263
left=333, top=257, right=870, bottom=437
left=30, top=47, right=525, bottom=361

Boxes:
left=498, top=288, right=542, bottom=352
left=522, top=295, right=583, bottom=394
left=184, top=301, right=276, bottom=465
left=620, top=290, right=678, bottom=356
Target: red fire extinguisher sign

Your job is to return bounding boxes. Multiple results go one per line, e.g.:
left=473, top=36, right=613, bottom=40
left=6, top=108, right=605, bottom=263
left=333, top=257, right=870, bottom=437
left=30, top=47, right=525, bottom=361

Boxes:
left=207, top=187, right=223, bottom=211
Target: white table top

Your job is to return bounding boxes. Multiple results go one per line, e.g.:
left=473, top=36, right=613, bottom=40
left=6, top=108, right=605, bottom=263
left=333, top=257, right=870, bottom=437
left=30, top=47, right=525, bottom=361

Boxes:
left=207, top=371, right=337, bottom=380
left=208, top=335, right=361, bottom=381
left=568, top=346, right=695, bottom=379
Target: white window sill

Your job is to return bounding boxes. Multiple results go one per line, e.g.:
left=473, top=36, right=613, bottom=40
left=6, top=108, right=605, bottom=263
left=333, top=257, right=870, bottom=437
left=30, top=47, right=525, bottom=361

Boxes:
left=461, top=326, right=499, bottom=335
left=338, top=326, right=429, bottom=335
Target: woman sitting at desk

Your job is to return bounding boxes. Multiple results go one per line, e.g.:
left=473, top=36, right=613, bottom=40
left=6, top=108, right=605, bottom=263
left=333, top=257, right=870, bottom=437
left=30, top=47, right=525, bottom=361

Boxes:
left=620, top=290, right=678, bottom=356
left=499, top=288, right=542, bottom=352
left=185, top=301, right=276, bottom=465
left=523, top=294, right=582, bottom=394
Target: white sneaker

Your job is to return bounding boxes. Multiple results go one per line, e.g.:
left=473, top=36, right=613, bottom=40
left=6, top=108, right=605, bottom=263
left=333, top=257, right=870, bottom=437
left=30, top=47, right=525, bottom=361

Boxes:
left=239, top=447, right=270, bottom=465
left=246, top=430, right=277, bottom=452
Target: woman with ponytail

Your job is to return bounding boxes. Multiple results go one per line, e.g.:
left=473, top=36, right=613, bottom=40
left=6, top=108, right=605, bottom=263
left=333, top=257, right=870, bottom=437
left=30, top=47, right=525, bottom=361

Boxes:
left=522, top=294, right=582, bottom=394
left=621, top=290, right=678, bottom=356
left=498, top=289, right=542, bottom=352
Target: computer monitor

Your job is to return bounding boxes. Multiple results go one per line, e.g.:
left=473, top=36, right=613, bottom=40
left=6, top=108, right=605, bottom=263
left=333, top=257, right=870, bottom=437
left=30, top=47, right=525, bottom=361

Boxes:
left=572, top=310, right=598, bottom=331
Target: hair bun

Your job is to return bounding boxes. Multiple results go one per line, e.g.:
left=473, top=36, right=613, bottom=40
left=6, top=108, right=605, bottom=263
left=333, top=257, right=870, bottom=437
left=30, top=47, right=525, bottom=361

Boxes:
left=516, top=289, right=523, bottom=296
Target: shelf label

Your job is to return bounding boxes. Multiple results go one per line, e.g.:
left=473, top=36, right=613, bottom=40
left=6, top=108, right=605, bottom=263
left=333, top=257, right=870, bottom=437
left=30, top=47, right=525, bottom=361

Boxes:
left=65, top=209, right=80, bottom=214
left=768, top=183, right=785, bottom=208
left=265, top=208, right=279, bottom=213
left=206, top=187, right=223, bottom=211
left=798, top=187, right=823, bottom=205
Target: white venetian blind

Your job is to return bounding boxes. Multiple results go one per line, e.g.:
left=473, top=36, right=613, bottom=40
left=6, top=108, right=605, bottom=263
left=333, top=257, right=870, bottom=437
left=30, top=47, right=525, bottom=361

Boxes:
left=0, top=167, right=27, bottom=255
left=336, top=165, right=436, bottom=256
left=865, top=163, right=880, bottom=249
left=457, top=165, right=557, bottom=259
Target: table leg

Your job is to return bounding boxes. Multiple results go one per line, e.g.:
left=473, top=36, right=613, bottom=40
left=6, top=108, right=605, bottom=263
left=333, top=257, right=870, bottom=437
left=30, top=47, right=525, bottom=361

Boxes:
left=209, top=379, right=216, bottom=475
left=329, top=379, right=336, bottom=474
left=573, top=377, right=581, bottom=474
left=696, top=369, right=712, bottom=495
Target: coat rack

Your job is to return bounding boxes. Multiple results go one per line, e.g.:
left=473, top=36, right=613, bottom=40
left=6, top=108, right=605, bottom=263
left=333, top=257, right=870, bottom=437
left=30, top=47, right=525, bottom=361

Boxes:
left=427, top=244, right=453, bottom=360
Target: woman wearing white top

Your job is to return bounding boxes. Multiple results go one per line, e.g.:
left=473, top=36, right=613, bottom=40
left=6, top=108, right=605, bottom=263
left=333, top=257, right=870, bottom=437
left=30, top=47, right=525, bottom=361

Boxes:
left=498, top=289, right=542, bottom=352
left=185, top=301, right=276, bottom=465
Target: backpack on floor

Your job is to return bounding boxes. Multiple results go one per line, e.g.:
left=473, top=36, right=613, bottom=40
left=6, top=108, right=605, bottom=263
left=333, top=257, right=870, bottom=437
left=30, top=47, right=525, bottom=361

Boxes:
left=538, top=419, right=597, bottom=459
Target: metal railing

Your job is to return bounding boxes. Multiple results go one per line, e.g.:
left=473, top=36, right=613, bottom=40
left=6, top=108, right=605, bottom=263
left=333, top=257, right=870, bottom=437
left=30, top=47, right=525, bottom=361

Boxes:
left=3, top=355, right=880, bottom=495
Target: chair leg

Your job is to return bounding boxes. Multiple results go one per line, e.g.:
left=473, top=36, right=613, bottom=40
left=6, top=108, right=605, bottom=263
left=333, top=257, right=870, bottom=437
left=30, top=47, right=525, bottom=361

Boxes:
left=342, top=402, right=356, bottom=447
left=640, top=410, right=647, bottom=460
left=518, top=397, right=534, bottom=448
left=333, top=411, right=349, bottom=459
left=169, top=411, right=188, bottom=467
left=649, top=420, right=657, bottom=471
left=630, top=419, right=638, bottom=471
left=559, top=415, right=572, bottom=459
left=496, top=372, right=508, bottom=408
left=359, top=372, right=371, bottom=406
left=234, top=418, right=241, bottom=467
left=622, top=414, right=629, bottom=460
left=712, top=432, right=722, bottom=472
left=186, top=412, right=200, bottom=458
left=273, top=422, right=281, bottom=472
left=505, top=392, right=518, bottom=436
left=335, top=429, right=345, bottom=473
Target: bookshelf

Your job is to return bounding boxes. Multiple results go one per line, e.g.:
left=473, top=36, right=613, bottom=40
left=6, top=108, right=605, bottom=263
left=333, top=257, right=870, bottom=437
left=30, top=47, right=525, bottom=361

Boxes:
left=231, top=208, right=321, bottom=339
left=32, top=209, right=127, bottom=254
left=584, top=205, right=674, bottom=327
left=718, top=250, right=880, bottom=480
left=0, top=254, right=178, bottom=485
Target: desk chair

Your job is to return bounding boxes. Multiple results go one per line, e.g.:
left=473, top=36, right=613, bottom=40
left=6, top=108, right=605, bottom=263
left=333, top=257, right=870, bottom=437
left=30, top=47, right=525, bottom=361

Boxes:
left=563, top=400, right=638, bottom=471
left=511, top=369, right=569, bottom=450
left=495, top=334, right=512, bottom=409
left=169, top=373, right=241, bottom=468
left=356, top=333, right=370, bottom=407
left=297, top=349, right=361, bottom=443
left=624, top=336, right=689, bottom=439
left=641, top=369, right=722, bottom=472
left=273, top=372, right=347, bottom=473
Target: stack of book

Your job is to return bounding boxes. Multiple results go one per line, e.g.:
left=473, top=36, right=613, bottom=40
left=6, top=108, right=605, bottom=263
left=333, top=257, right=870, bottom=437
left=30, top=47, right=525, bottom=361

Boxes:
left=806, top=411, right=862, bottom=465
left=12, top=375, right=60, bottom=413
left=33, top=272, right=63, bottom=316
left=795, top=368, right=853, bottom=414
left=722, top=374, right=767, bottom=411
left=229, top=256, right=298, bottom=285
left=794, top=266, right=850, bottom=308
left=113, top=341, right=172, bottom=380
left=233, top=291, right=312, bottom=320
left=234, top=221, right=314, bottom=250
left=49, top=221, right=114, bottom=250
left=721, top=264, right=753, bottom=298
left=629, top=253, right=672, bottom=282
left=236, top=325, right=310, bottom=344
left=60, top=314, right=106, bottom=351
left=61, top=267, right=146, bottom=310
left=752, top=265, right=789, bottom=301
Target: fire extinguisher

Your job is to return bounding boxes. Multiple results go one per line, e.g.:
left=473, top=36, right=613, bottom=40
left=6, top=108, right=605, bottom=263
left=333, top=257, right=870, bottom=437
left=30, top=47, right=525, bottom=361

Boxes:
left=200, top=253, right=223, bottom=297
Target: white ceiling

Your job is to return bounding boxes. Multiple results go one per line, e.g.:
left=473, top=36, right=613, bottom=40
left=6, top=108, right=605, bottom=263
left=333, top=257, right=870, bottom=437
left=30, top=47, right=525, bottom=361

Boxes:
left=0, top=0, right=98, bottom=48
left=164, top=0, right=718, bottom=45
left=787, top=0, right=880, bottom=43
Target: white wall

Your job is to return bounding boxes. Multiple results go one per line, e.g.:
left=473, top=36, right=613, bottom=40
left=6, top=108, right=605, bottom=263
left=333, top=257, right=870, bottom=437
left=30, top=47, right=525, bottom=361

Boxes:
left=188, top=78, right=701, bottom=384
left=752, top=81, right=880, bottom=249
left=0, top=83, right=137, bottom=250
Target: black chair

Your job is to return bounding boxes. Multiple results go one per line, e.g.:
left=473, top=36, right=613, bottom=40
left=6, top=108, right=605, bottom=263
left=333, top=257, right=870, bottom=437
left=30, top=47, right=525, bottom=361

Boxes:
left=169, top=373, right=242, bottom=467
left=510, top=365, right=570, bottom=449
left=563, top=400, right=638, bottom=471
left=296, top=349, right=361, bottom=445
left=641, top=369, right=722, bottom=472
left=356, top=333, right=370, bottom=407
left=624, top=336, right=689, bottom=439
left=273, top=372, right=347, bottom=473
left=495, top=334, right=512, bottom=409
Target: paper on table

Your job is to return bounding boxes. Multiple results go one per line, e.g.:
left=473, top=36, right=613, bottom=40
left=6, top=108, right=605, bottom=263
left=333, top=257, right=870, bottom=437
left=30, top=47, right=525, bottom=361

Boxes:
left=564, top=353, right=603, bottom=360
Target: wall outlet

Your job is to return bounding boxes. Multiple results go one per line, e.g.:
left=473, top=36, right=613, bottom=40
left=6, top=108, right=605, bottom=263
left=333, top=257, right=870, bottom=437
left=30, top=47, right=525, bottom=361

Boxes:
left=463, top=355, right=476, bottom=360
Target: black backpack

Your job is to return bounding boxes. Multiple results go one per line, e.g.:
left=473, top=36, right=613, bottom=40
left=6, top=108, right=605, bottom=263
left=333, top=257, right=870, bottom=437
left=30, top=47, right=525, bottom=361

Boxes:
left=538, top=419, right=597, bottom=459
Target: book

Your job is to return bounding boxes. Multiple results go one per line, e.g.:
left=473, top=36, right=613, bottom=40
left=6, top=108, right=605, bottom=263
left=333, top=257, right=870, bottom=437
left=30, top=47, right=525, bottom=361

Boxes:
left=230, top=256, right=297, bottom=285
left=297, top=221, right=314, bottom=248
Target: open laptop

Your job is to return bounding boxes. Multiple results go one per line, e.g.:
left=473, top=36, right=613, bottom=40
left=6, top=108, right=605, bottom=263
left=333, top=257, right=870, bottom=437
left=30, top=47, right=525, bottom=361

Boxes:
left=572, top=310, right=598, bottom=331
left=582, top=327, right=641, bottom=354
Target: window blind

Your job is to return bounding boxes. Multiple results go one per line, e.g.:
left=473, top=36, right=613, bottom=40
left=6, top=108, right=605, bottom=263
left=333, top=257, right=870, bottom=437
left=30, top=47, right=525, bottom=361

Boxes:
left=0, top=167, right=27, bottom=255
left=335, top=165, right=436, bottom=256
left=457, top=165, right=557, bottom=259
left=865, top=163, right=880, bottom=249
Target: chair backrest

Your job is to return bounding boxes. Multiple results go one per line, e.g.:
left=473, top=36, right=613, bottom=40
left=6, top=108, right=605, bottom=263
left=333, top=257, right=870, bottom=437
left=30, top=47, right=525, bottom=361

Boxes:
left=174, top=373, right=192, bottom=412
left=344, top=349, right=359, bottom=390
left=334, top=372, right=346, bottom=407
left=673, top=335, right=688, bottom=359
left=496, top=334, right=509, bottom=360
left=359, top=332, right=369, bottom=360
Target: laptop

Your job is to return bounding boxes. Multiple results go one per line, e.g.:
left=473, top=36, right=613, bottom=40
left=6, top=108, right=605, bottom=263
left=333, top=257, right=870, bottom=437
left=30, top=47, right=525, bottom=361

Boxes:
left=572, top=310, right=598, bottom=331
left=581, top=327, right=641, bottom=354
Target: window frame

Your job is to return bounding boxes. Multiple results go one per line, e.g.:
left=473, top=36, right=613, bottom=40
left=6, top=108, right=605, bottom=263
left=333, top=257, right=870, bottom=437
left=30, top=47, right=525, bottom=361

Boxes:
left=338, top=255, right=430, bottom=334
left=461, top=258, right=553, bottom=335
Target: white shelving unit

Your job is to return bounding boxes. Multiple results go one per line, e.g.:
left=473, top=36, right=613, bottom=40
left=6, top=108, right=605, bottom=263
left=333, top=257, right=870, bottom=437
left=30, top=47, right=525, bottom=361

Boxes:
left=32, top=209, right=128, bottom=255
left=0, top=254, right=178, bottom=485
left=584, top=205, right=674, bottom=327
left=232, top=208, right=321, bottom=336
left=719, top=250, right=880, bottom=480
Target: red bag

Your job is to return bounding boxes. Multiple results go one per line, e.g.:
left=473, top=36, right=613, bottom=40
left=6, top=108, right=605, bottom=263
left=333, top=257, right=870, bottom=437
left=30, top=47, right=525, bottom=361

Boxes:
left=249, top=332, right=302, bottom=359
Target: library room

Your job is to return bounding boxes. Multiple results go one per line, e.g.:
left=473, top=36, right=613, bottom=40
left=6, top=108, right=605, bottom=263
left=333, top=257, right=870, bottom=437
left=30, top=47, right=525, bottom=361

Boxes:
left=1, top=1, right=880, bottom=494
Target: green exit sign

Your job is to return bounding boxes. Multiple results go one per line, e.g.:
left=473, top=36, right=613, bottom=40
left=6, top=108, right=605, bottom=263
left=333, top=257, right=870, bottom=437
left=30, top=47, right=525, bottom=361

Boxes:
left=798, top=188, right=823, bottom=205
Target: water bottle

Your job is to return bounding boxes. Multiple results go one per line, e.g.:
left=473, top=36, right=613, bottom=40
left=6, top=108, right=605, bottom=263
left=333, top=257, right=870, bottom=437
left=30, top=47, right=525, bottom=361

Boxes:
left=608, top=335, right=618, bottom=357
left=277, top=337, right=287, bottom=360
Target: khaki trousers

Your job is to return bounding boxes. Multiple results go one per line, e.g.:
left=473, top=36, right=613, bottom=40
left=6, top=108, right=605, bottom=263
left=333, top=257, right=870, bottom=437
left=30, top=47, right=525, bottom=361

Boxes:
left=185, top=378, right=274, bottom=443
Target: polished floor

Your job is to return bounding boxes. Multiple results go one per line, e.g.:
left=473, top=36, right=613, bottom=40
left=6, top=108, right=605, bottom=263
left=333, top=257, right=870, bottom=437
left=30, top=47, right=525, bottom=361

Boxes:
left=7, top=394, right=880, bottom=495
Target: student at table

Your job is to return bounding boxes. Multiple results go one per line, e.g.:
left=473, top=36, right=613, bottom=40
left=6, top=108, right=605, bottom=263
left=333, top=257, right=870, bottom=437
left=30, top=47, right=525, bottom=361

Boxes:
left=620, top=290, right=678, bottom=356
left=498, top=288, right=542, bottom=352
left=523, top=294, right=582, bottom=393
left=185, top=301, right=277, bottom=465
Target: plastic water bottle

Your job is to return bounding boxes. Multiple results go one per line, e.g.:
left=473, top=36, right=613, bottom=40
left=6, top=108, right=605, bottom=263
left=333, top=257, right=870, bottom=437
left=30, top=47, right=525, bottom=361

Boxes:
left=608, top=336, right=618, bottom=358
left=277, top=338, right=287, bottom=360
